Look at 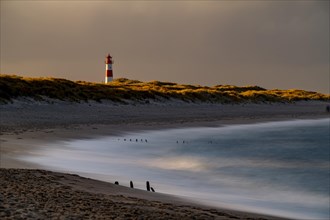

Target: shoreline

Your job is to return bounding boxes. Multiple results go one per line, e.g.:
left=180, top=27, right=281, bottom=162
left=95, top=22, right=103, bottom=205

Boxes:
left=0, top=168, right=288, bottom=220
left=1, top=100, right=329, bottom=219
left=1, top=110, right=328, bottom=169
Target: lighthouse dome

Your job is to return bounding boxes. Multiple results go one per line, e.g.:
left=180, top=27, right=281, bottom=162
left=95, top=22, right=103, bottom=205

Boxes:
left=105, top=54, right=113, bottom=64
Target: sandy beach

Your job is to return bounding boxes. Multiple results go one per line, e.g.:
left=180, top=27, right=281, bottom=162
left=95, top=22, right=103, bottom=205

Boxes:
left=1, top=168, right=291, bottom=220
left=1, top=99, right=329, bottom=219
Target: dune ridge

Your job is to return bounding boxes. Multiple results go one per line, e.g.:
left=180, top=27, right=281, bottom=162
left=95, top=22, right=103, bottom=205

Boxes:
left=1, top=74, right=329, bottom=104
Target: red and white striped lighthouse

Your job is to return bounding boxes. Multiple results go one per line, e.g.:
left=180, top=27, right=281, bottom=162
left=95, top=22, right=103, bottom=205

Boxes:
left=105, top=53, right=113, bottom=83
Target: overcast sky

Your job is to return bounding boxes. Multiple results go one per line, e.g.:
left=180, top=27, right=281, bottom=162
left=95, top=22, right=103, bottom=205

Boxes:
left=1, top=1, right=329, bottom=93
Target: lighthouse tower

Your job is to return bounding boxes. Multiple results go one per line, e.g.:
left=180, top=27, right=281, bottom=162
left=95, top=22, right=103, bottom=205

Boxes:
left=105, top=53, right=113, bottom=83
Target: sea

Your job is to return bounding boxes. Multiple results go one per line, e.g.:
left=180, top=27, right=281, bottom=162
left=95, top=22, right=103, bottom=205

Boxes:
left=20, top=118, right=330, bottom=219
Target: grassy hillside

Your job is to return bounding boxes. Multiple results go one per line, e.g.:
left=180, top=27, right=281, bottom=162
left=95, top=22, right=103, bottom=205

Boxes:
left=0, top=74, right=329, bottom=104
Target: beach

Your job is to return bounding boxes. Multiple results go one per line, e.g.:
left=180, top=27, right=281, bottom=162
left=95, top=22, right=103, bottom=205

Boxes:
left=1, top=168, right=291, bottom=220
left=1, top=99, right=329, bottom=219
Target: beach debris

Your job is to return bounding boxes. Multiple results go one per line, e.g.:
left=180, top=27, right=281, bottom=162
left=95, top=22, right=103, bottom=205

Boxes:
left=146, top=181, right=155, bottom=192
left=114, top=181, right=119, bottom=185
left=130, top=181, right=134, bottom=188
left=146, top=181, right=150, bottom=191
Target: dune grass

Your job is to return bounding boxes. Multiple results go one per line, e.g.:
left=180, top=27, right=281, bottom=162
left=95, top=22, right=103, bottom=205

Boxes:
left=0, top=74, right=329, bottom=104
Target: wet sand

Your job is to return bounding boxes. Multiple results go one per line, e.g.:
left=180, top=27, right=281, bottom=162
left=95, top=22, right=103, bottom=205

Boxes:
left=1, top=100, right=328, bottom=219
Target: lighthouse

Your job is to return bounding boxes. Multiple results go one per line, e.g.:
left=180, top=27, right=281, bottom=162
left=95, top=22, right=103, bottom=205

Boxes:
left=105, top=53, right=113, bottom=83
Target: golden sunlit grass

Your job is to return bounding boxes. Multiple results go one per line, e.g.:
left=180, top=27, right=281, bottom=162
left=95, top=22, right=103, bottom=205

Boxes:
left=0, top=74, right=329, bottom=104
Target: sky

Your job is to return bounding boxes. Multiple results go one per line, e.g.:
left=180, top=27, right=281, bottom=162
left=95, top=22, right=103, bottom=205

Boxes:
left=1, top=1, right=329, bottom=93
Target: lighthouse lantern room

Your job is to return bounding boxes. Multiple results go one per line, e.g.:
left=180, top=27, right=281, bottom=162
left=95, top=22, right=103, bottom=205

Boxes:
left=105, top=53, right=113, bottom=83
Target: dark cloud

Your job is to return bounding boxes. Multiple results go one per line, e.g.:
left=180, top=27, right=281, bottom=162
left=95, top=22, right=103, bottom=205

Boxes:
left=1, top=1, right=329, bottom=93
